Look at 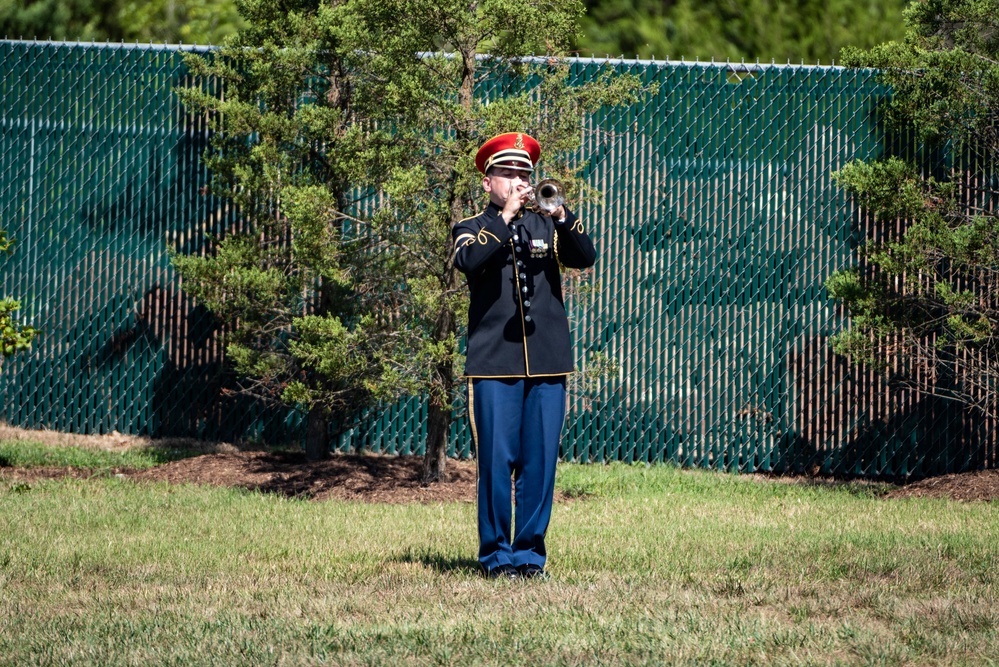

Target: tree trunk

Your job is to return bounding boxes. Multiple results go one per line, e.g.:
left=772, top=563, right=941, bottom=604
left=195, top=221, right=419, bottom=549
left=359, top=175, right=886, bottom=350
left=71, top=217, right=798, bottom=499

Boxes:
left=422, top=282, right=458, bottom=484
left=305, top=403, right=330, bottom=461
left=421, top=42, right=475, bottom=484
left=422, top=389, right=452, bottom=484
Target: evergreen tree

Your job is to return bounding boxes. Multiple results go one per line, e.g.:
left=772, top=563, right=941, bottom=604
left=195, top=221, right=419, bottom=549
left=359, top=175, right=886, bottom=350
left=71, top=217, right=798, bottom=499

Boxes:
left=826, top=0, right=999, bottom=419
left=173, top=0, right=403, bottom=460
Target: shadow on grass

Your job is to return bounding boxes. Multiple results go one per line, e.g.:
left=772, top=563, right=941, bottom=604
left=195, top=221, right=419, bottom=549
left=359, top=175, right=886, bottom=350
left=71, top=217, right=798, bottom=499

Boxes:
left=750, top=471, right=898, bottom=498
left=393, top=548, right=481, bottom=575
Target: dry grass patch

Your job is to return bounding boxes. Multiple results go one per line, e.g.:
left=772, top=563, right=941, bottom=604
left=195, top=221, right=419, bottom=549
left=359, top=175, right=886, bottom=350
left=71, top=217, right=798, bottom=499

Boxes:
left=0, top=423, right=236, bottom=454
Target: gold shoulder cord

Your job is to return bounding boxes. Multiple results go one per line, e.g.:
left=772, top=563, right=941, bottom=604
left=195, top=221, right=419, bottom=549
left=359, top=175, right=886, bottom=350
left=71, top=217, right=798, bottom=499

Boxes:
left=554, top=229, right=565, bottom=269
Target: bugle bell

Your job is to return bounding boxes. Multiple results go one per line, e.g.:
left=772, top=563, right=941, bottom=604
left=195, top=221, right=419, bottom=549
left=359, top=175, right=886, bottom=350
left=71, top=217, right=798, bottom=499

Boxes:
left=529, top=178, right=565, bottom=214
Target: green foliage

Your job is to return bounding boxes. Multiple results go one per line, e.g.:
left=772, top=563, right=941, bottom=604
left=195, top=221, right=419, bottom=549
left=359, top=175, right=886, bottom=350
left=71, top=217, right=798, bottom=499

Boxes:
left=576, top=0, right=910, bottom=62
left=0, top=229, right=38, bottom=369
left=827, top=0, right=999, bottom=417
left=173, top=1, right=404, bottom=425
left=833, top=157, right=926, bottom=221
left=0, top=297, right=37, bottom=359
left=119, top=0, right=244, bottom=44
left=0, top=0, right=244, bottom=44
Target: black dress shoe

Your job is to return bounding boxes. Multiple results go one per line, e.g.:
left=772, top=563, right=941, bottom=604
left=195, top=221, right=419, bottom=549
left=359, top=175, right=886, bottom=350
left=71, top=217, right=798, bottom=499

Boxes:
left=485, top=564, right=520, bottom=580
left=517, top=564, right=547, bottom=579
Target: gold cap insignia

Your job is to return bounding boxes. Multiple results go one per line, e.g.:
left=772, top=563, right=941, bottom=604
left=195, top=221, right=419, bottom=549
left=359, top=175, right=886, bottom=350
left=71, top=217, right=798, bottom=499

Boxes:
left=514, top=134, right=524, bottom=149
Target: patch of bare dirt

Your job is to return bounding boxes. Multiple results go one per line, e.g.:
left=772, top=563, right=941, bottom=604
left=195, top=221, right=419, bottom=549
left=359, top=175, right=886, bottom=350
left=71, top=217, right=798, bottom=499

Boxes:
left=3, top=425, right=998, bottom=503
left=883, top=469, right=999, bottom=503
left=750, top=469, right=999, bottom=503
left=128, top=450, right=479, bottom=503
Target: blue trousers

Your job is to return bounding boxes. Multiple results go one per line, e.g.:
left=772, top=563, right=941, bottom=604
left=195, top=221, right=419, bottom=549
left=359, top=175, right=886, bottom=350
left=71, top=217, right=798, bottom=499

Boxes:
left=467, top=376, right=567, bottom=572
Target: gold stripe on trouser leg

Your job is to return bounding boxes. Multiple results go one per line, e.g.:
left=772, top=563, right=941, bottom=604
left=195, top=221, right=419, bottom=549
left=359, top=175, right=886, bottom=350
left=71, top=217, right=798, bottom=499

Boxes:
left=467, top=378, right=483, bottom=554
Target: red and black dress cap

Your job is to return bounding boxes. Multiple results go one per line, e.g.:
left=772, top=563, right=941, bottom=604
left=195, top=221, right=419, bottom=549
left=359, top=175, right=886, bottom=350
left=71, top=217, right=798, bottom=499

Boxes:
left=475, top=132, right=541, bottom=174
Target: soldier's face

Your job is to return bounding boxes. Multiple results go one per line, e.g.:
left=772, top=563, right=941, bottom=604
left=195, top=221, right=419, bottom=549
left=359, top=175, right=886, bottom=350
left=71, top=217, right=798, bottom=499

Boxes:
left=483, top=167, right=531, bottom=207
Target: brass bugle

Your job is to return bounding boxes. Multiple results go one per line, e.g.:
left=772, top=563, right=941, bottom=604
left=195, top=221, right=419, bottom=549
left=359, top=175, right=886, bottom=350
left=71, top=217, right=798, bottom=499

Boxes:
left=528, top=178, right=565, bottom=213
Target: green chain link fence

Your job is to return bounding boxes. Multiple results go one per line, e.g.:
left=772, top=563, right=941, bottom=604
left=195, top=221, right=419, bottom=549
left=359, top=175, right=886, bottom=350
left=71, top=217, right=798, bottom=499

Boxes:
left=2, top=41, right=995, bottom=476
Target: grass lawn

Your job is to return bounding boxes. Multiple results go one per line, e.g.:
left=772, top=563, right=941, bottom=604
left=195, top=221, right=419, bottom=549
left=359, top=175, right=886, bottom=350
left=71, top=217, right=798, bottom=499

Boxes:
left=2, top=442, right=998, bottom=666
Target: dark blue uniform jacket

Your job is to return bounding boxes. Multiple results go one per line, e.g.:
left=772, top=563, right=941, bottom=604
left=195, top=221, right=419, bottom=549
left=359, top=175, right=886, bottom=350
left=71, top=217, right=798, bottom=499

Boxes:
left=452, top=202, right=596, bottom=378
